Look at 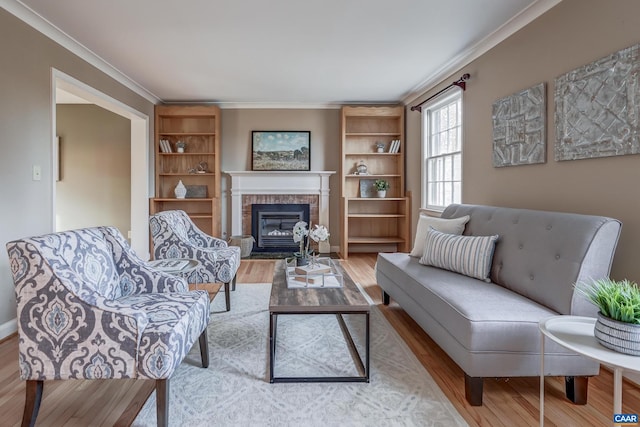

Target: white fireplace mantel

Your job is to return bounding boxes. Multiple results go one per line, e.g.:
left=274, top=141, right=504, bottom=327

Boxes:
left=224, top=171, right=336, bottom=252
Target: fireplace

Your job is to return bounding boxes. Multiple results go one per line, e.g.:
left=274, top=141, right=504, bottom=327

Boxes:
left=225, top=171, right=335, bottom=253
left=251, top=204, right=310, bottom=252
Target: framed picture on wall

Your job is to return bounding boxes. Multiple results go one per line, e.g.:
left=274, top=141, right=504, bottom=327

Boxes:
left=251, top=131, right=310, bottom=171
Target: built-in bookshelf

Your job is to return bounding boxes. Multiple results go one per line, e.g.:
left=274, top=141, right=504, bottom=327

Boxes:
left=339, top=105, right=410, bottom=259
left=150, top=105, right=221, bottom=237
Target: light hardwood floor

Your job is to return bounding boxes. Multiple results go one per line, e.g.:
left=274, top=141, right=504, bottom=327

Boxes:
left=1, top=255, right=638, bottom=426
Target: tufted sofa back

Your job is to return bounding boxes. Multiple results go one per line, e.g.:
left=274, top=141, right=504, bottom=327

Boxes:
left=441, top=204, right=621, bottom=315
left=16, top=227, right=122, bottom=301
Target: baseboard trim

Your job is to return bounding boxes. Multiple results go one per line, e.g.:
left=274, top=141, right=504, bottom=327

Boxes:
left=0, top=318, right=17, bottom=341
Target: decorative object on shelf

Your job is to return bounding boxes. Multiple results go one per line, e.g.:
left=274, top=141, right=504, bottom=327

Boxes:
left=186, top=185, right=207, bottom=198
left=555, top=43, right=640, bottom=161
left=375, top=142, right=385, bottom=153
left=292, top=221, right=330, bottom=266
left=176, top=140, right=186, bottom=153
left=174, top=180, right=187, bottom=198
left=359, top=178, right=376, bottom=198
left=374, top=179, right=389, bottom=198
left=252, top=131, right=310, bottom=171
left=579, top=278, right=640, bottom=356
left=197, top=161, right=208, bottom=173
left=492, top=82, right=546, bottom=167
left=355, top=160, right=368, bottom=175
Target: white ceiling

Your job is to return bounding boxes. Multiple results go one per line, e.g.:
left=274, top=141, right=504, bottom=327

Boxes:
left=16, top=0, right=557, bottom=106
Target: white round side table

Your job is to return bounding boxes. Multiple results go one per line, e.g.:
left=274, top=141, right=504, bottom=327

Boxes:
left=539, top=316, right=640, bottom=427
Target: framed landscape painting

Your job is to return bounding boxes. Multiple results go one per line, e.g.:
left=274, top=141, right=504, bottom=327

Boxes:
left=252, top=131, right=310, bottom=171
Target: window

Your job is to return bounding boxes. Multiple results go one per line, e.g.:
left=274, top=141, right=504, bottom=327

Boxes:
left=422, top=91, right=462, bottom=211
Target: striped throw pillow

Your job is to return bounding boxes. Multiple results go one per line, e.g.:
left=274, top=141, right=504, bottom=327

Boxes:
left=419, top=227, right=499, bottom=282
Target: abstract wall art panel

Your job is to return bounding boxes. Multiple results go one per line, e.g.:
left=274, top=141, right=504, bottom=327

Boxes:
left=555, top=44, right=640, bottom=161
left=492, top=82, right=546, bottom=167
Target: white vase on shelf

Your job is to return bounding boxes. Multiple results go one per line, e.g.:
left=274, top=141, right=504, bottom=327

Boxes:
left=174, top=180, right=187, bottom=199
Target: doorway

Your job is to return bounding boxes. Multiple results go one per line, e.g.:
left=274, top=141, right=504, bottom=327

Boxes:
left=51, top=69, right=150, bottom=259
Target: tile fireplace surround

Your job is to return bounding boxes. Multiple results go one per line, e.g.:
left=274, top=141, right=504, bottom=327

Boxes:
left=225, top=171, right=335, bottom=253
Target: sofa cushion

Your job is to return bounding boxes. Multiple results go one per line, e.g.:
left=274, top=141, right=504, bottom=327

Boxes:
left=419, top=228, right=498, bottom=282
left=378, top=252, right=572, bottom=354
left=409, top=214, right=470, bottom=258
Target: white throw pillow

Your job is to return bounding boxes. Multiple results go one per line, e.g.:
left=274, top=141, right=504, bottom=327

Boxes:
left=409, top=214, right=470, bottom=258
left=419, top=227, right=499, bottom=282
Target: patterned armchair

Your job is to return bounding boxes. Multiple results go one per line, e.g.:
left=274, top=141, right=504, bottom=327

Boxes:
left=149, top=210, right=241, bottom=311
left=6, top=226, right=210, bottom=427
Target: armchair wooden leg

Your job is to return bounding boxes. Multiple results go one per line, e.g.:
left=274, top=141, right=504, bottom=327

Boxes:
left=224, top=281, right=231, bottom=311
left=565, top=376, right=589, bottom=404
left=22, top=380, right=43, bottom=427
left=464, top=374, right=483, bottom=406
left=382, top=291, right=390, bottom=305
left=156, top=379, right=169, bottom=427
left=231, top=274, right=237, bottom=291
left=199, top=328, right=209, bottom=368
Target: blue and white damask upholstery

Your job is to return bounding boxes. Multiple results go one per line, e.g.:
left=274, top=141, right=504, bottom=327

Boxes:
left=6, top=226, right=210, bottom=427
left=149, top=210, right=241, bottom=311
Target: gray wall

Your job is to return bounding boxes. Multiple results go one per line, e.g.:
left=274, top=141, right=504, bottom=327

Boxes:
left=0, top=8, right=154, bottom=328
left=405, top=0, right=640, bottom=281
left=56, top=104, right=131, bottom=235
left=220, top=108, right=341, bottom=245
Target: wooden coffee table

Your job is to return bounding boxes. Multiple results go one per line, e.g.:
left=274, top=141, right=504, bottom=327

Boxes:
left=268, top=259, right=370, bottom=383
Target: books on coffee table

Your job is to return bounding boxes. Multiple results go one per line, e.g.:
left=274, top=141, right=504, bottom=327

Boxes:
left=285, top=258, right=343, bottom=288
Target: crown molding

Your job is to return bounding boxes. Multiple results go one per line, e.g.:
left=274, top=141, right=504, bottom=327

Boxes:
left=165, top=101, right=395, bottom=110
left=2, top=0, right=161, bottom=104
left=203, top=102, right=342, bottom=110
left=402, top=0, right=562, bottom=105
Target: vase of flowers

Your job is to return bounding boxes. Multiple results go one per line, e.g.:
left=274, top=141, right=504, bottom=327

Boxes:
left=292, top=221, right=330, bottom=266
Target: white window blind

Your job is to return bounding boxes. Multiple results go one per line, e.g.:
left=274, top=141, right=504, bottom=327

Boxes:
left=422, top=91, right=462, bottom=211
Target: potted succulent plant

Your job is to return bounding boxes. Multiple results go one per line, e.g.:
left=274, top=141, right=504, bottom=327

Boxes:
left=579, top=278, right=640, bottom=356
left=374, top=179, right=390, bottom=198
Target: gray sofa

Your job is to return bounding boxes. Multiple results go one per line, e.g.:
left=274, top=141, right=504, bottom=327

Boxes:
left=376, top=204, right=622, bottom=405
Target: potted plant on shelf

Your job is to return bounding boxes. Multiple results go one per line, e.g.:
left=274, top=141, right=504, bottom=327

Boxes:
left=176, top=140, right=186, bottom=153
left=579, top=278, right=640, bottom=356
left=374, top=179, right=390, bottom=198
left=292, top=221, right=330, bottom=266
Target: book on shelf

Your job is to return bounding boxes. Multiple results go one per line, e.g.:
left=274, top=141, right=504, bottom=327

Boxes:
left=159, top=139, right=172, bottom=153
left=394, top=140, right=401, bottom=153
left=388, top=140, right=400, bottom=153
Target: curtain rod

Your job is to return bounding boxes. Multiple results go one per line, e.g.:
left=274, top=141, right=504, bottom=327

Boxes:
left=410, top=73, right=470, bottom=113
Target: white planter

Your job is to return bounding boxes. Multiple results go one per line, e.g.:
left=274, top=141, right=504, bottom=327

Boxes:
left=376, top=190, right=386, bottom=198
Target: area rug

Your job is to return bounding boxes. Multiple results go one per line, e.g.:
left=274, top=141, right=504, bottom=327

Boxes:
left=133, top=284, right=467, bottom=426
